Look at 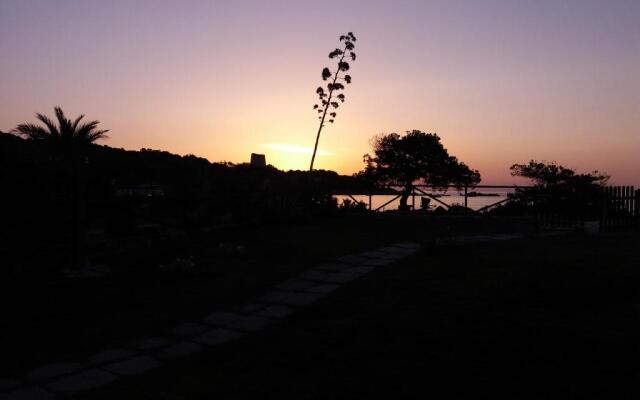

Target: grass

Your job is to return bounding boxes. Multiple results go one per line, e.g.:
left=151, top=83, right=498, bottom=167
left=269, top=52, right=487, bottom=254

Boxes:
left=0, top=214, right=529, bottom=377
left=68, top=231, right=640, bottom=399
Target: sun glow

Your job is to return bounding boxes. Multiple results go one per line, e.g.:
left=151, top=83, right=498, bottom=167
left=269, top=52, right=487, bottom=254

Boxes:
left=261, top=143, right=335, bottom=171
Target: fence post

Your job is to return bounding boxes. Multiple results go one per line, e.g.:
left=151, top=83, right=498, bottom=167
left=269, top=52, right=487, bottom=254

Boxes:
left=464, top=186, right=468, bottom=212
left=411, top=185, right=415, bottom=211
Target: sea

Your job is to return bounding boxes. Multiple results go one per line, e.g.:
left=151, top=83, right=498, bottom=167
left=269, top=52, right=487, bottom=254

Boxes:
left=334, top=187, right=517, bottom=211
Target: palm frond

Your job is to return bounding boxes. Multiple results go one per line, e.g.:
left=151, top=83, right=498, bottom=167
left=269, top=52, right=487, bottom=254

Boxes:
left=71, top=114, right=85, bottom=131
left=54, top=106, right=73, bottom=138
left=87, top=129, right=109, bottom=142
left=77, top=120, right=108, bottom=143
left=12, top=123, right=49, bottom=140
left=35, top=113, right=59, bottom=137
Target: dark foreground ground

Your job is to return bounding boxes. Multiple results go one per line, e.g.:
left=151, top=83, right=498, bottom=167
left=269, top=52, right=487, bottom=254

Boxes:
left=0, top=214, right=527, bottom=376
left=69, top=231, right=640, bottom=399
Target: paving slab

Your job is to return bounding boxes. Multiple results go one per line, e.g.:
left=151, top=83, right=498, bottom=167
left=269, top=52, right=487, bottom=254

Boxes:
left=0, top=379, right=20, bottom=391
left=297, top=269, right=336, bottom=282
left=46, top=369, right=119, bottom=393
left=3, top=387, right=54, bottom=400
left=259, top=290, right=326, bottom=306
left=202, top=311, right=243, bottom=327
left=133, top=337, right=171, bottom=351
left=301, top=270, right=365, bottom=284
left=304, top=283, right=341, bottom=294
left=156, top=342, right=203, bottom=360
left=28, top=362, right=83, bottom=382
left=345, top=265, right=375, bottom=274
left=256, top=304, right=295, bottom=319
left=392, top=242, right=421, bottom=250
left=315, top=262, right=351, bottom=272
left=378, top=246, right=417, bottom=256
left=193, top=329, right=245, bottom=346
left=224, top=315, right=271, bottom=332
left=241, top=303, right=266, bottom=313
left=362, top=258, right=395, bottom=267
left=171, top=322, right=209, bottom=337
left=359, top=250, right=389, bottom=259
left=322, top=271, right=363, bottom=283
left=102, top=356, right=162, bottom=376
left=88, top=348, right=136, bottom=365
left=335, top=254, right=369, bottom=265
left=275, top=278, right=316, bottom=291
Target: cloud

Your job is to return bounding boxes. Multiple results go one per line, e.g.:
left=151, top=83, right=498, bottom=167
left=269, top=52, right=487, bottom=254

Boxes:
left=262, top=143, right=335, bottom=157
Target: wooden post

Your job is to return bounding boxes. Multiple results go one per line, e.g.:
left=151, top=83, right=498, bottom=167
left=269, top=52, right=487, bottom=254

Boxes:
left=464, top=186, right=468, bottom=213
left=411, top=186, right=415, bottom=211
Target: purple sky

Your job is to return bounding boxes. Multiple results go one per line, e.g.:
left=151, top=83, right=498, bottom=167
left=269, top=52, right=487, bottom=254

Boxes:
left=1, top=0, right=639, bottom=184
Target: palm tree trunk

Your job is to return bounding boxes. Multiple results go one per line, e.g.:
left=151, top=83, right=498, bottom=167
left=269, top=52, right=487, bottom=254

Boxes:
left=71, top=149, right=85, bottom=270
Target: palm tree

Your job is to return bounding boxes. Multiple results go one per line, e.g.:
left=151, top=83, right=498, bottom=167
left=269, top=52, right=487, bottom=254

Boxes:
left=14, top=106, right=108, bottom=145
left=13, top=107, right=109, bottom=270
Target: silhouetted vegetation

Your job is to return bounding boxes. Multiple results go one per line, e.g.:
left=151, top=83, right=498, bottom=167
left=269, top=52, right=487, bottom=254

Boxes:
left=310, top=32, right=357, bottom=170
left=490, top=160, right=609, bottom=217
left=360, top=130, right=481, bottom=210
left=11, top=107, right=109, bottom=270
left=0, top=133, right=370, bottom=277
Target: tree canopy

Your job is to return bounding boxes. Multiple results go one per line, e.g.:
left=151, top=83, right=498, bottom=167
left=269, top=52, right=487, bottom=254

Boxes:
left=510, top=160, right=608, bottom=190
left=12, top=106, right=108, bottom=147
left=360, top=130, right=481, bottom=210
left=506, top=160, right=609, bottom=216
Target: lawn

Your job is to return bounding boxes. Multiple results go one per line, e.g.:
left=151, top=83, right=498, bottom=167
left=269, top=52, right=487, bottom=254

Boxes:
left=69, top=231, right=640, bottom=399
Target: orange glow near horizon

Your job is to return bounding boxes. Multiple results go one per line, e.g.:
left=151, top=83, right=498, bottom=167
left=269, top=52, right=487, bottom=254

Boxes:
left=1, top=1, right=638, bottom=185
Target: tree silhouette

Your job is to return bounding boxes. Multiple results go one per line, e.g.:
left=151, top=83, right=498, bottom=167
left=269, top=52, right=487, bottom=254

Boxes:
left=13, top=107, right=109, bottom=269
left=361, top=130, right=481, bottom=210
left=509, top=160, right=609, bottom=216
left=310, top=32, right=357, bottom=171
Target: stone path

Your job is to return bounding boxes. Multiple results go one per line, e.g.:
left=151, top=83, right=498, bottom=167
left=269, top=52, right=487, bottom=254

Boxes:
left=0, top=234, right=525, bottom=399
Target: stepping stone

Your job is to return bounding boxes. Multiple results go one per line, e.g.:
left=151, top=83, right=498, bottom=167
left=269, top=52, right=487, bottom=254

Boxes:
left=133, top=337, right=171, bottom=351
left=298, top=270, right=335, bottom=282
left=359, top=250, right=388, bottom=258
left=315, top=262, right=351, bottom=272
left=171, top=322, right=208, bottom=337
left=3, top=387, right=54, bottom=400
left=321, top=271, right=362, bottom=283
left=256, top=305, right=295, bottom=319
left=241, top=303, right=266, bottom=313
left=89, top=348, right=136, bottom=365
left=157, top=342, right=203, bottom=360
left=103, top=356, right=162, bottom=375
left=224, top=315, right=271, bottom=332
left=335, top=255, right=369, bottom=265
left=346, top=266, right=375, bottom=274
left=392, top=242, right=421, bottom=250
left=28, top=362, right=83, bottom=382
left=0, top=379, right=20, bottom=391
left=46, top=369, right=119, bottom=393
left=193, top=329, right=244, bottom=346
left=299, top=270, right=362, bottom=284
left=259, top=290, right=326, bottom=306
left=275, top=278, right=316, bottom=291
left=362, top=258, right=395, bottom=267
left=304, top=284, right=340, bottom=294
left=202, top=312, right=243, bottom=327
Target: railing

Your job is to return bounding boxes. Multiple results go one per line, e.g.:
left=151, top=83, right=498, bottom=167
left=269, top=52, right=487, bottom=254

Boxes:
left=335, top=184, right=640, bottom=232
left=334, top=184, right=531, bottom=212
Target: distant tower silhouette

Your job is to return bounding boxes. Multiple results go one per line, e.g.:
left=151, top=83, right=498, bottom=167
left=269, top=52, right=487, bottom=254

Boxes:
left=250, top=153, right=266, bottom=167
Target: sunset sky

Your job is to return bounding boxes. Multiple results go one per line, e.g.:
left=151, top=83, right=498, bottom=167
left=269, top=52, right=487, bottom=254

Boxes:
left=1, top=0, right=638, bottom=184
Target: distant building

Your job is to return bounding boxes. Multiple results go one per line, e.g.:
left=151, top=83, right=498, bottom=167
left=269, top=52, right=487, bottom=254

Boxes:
left=250, top=153, right=266, bottom=167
